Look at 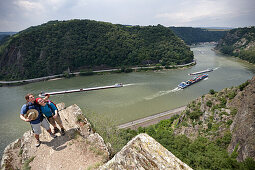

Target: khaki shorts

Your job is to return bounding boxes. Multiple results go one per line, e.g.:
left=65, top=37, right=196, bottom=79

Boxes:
left=47, top=115, right=63, bottom=126
left=31, top=118, right=50, bottom=135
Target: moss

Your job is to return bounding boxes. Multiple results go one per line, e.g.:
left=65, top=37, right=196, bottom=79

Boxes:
left=22, top=156, right=35, bottom=170
left=230, top=108, right=238, bottom=116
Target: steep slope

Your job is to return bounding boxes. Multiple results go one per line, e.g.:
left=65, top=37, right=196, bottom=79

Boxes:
left=0, top=20, right=193, bottom=80
left=227, top=77, right=255, bottom=161
left=215, top=26, right=255, bottom=63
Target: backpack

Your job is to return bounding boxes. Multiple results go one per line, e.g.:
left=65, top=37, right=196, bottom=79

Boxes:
left=47, top=100, right=58, bottom=115
left=26, top=102, right=41, bottom=112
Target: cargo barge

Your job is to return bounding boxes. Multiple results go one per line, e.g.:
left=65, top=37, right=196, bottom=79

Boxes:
left=178, top=74, right=208, bottom=89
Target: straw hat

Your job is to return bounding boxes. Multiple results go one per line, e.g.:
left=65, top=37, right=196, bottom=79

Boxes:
left=25, top=109, right=39, bottom=120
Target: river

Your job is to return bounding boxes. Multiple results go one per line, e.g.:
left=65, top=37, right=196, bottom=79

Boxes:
left=0, top=44, right=254, bottom=158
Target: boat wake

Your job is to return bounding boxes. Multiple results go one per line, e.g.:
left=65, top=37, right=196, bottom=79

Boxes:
left=213, top=67, right=219, bottom=71
left=123, top=83, right=136, bottom=87
left=144, top=87, right=181, bottom=100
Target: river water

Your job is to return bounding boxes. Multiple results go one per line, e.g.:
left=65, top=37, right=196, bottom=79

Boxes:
left=0, top=44, right=254, bottom=157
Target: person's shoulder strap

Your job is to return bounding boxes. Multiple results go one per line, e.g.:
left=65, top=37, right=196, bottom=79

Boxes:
left=47, top=102, right=55, bottom=114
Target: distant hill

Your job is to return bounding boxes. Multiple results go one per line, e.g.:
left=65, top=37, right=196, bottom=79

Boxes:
left=0, top=32, right=17, bottom=35
left=215, top=26, right=255, bottom=63
left=169, top=27, right=228, bottom=45
left=0, top=32, right=16, bottom=45
left=198, top=27, right=234, bottom=30
left=0, top=20, right=193, bottom=80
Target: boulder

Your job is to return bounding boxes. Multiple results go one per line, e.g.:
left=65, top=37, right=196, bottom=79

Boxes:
left=99, top=133, right=192, bottom=170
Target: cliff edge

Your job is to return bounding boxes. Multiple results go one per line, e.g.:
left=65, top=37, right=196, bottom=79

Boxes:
left=1, top=103, right=109, bottom=170
left=1, top=103, right=192, bottom=170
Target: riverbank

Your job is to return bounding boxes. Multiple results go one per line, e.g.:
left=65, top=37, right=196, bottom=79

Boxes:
left=0, top=60, right=196, bottom=86
left=118, top=106, right=186, bottom=129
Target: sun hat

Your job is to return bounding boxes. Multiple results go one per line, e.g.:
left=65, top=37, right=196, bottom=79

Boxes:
left=25, top=109, right=39, bottom=120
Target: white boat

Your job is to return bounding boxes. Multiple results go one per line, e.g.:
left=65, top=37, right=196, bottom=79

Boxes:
left=188, top=68, right=213, bottom=75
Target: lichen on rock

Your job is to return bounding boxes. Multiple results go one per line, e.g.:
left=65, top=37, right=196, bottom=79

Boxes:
left=99, top=133, right=192, bottom=170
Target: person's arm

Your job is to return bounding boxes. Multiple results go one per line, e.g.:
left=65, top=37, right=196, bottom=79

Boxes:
left=20, top=114, right=31, bottom=122
left=49, top=102, right=58, bottom=118
left=20, top=105, right=31, bottom=122
left=43, top=94, right=50, bottom=102
left=53, top=109, right=58, bottom=118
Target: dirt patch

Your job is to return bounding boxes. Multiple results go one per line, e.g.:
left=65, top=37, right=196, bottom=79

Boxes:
left=29, top=130, right=106, bottom=170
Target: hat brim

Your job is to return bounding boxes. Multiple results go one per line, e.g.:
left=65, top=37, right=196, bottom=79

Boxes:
left=25, top=109, right=39, bottom=121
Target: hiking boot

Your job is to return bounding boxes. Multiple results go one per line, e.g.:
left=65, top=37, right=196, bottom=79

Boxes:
left=50, top=133, right=57, bottom=138
left=35, top=140, right=41, bottom=147
left=60, top=128, right=65, bottom=136
left=53, top=127, right=60, bottom=134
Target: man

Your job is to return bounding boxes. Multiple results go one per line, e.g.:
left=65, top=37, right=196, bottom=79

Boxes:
left=20, top=93, right=56, bottom=147
left=36, top=97, right=66, bottom=135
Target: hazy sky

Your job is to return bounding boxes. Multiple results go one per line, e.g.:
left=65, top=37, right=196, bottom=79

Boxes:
left=1, top=0, right=255, bottom=32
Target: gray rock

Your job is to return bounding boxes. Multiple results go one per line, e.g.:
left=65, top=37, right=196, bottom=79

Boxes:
left=99, top=133, right=192, bottom=170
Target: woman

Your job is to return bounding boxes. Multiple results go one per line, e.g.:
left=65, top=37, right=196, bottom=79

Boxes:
left=36, top=98, right=65, bottom=135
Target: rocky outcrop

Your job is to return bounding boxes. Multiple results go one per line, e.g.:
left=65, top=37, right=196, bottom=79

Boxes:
left=228, top=77, right=255, bottom=161
left=1, top=103, right=192, bottom=170
left=99, top=133, right=192, bottom=170
left=1, top=103, right=109, bottom=170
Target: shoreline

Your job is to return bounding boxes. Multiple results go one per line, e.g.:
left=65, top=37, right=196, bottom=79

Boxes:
left=0, top=61, right=196, bottom=87
left=118, top=106, right=186, bottom=129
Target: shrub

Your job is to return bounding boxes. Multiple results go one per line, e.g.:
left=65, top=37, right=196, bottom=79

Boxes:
left=207, top=122, right=212, bottom=130
left=230, top=108, right=238, bottom=116
left=242, top=157, right=255, bottom=170
left=227, top=91, right=237, bottom=99
left=189, top=110, right=203, bottom=120
left=219, top=98, right=227, bottom=108
left=198, top=120, right=203, bottom=125
left=206, top=100, right=212, bottom=107
left=226, top=119, right=233, bottom=126
left=209, top=89, right=216, bottom=95
left=215, top=131, right=232, bottom=149
left=238, top=81, right=249, bottom=91
left=86, top=111, right=126, bottom=156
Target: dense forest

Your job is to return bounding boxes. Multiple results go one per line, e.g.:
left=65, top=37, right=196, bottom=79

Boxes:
left=0, top=20, right=193, bottom=80
left=216, top=27, right=255, bottom=64
left=170, top=27, right=227, bottom=45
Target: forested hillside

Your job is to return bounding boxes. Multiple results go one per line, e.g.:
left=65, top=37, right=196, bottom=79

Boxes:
left=0, top=20, right=193, bottom=80
left=216, top=26, right=255, bottom=63
left=170, top=27, right=227, bottom=45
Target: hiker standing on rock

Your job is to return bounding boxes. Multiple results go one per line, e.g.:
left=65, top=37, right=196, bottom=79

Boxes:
left=20, top=94, right=57, bottom=147
left=36, top=97, right=66, bottom=135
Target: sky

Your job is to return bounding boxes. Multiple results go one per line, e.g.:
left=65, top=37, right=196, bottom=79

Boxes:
left=0, top=0, right=255, bottom=32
